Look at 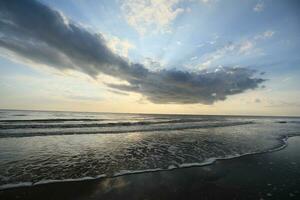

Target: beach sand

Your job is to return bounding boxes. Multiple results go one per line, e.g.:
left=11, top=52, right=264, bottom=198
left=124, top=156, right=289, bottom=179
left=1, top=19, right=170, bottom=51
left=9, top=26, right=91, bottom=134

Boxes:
left=1, top=137, right=300, bottom=200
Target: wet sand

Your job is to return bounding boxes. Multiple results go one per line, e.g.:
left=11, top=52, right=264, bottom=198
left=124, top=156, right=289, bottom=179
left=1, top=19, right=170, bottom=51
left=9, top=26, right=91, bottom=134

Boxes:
left=1, top=137, right=300, bottom=200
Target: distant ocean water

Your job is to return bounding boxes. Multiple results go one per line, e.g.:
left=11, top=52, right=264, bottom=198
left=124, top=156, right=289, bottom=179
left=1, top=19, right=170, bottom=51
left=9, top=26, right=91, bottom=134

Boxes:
left=0, top=110, right=300, bottom=189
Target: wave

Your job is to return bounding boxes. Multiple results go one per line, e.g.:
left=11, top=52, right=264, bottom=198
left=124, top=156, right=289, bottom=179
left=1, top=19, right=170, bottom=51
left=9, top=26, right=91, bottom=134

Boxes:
left=276, top=121, right=300, bottom=124
left=0, top=121, right=253, bottom=138
left=0, top=134, right=294, bottom=191
left=0, top=118, right=218, bottom=129
left=0, top=118, right=105, bottom=123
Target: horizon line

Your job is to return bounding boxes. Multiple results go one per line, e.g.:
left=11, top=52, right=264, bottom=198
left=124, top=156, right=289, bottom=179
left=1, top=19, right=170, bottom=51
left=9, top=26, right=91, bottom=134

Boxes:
left=1, top=108, right=299, bottom=118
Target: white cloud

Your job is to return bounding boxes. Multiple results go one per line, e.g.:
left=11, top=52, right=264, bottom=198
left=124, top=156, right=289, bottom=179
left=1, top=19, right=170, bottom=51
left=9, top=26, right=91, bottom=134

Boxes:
left=200, top=0, right=210, bottom=3
left=195, top=30, right=275, bottom=69
left=199, top=0, right=217, bottom=4
left=190, top=56, right=198, bottom=60
left=201, top=59, right=212, bottom=67
left=282, top=77, right=291, bottom=83
left=190, top=0, right=218, bottom=5
left=263, top=30, right=274, bottom=38
left=121, top=0, right=185, bottom=35
left=105, top=35, right=135, bottom=57
left=253, top=2, right=264, bottom=12
left=254, top=30, right=275, bottom=40
left=239, top=41, right=254, bottom=55
left=195, top=43, right=236, bottom=69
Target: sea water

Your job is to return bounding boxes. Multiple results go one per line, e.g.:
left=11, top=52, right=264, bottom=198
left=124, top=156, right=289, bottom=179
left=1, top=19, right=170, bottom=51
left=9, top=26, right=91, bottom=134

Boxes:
left=0, top=109, right=299, bottom=189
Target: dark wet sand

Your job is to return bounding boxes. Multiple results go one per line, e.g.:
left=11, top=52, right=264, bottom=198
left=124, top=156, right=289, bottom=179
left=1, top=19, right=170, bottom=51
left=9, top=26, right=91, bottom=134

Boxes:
left=1, top=137, right=300, bottom=200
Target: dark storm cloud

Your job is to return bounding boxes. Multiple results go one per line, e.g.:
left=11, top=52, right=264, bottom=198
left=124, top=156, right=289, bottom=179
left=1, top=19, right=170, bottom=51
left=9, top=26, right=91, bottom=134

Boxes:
left=0, top=0, right=265, bottom=104
left=107, top=67, right=264, bottom=104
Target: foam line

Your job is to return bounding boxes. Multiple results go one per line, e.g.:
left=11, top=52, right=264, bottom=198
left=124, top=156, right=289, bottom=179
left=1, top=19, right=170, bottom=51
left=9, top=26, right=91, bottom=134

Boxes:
left=0, top=134, right=296, bottom=191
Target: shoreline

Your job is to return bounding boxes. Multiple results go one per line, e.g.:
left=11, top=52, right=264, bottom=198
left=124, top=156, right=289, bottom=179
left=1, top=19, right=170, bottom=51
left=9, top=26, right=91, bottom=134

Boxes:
left=0, top=134, right=291, bottom=191
left=1, top=136, right=300, bottom=199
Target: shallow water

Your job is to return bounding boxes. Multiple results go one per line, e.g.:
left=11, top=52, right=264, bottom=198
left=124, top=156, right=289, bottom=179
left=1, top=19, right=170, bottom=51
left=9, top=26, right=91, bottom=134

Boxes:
left=0, top=110, right=300, bottom=189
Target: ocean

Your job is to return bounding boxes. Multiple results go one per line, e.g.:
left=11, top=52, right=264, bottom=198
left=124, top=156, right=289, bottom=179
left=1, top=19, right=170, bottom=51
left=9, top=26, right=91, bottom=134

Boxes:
left=0, top=109, right=299, bottom=190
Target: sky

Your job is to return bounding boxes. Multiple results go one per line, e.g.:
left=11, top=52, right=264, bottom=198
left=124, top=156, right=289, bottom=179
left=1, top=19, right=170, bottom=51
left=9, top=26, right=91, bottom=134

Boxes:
left=0, top=0, right=300, bottom=116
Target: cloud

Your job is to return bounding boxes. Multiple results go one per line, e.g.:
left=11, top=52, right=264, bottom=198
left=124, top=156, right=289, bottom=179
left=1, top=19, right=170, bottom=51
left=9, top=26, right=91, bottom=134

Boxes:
left=195, top=30, right=274, bottom=68
left=254, top=30, right=275, bottom=40
left=108, top=67, right=265, bottom=104
left=239, top=41, right=254, bottom=55
left=0, top=0, right=265, bottom=105
left=104, top=35, right=135, bottom=57
left=108, top=89, right=129, bottom=96
left=190, top=56, right=198, bottom=61
left=263, top=31, right=274, bottom=38
left=195, top=43, right=237, bottom=69
left=266, top=101, right=300, bottom=108
left=253, top=2, right=264, bottom=12
left=255, top=98, right=261, bottom=103
left=121, top=0, right=184, bottom=35
left=200, top=0, right=210, bottom=3
left=143, top=57, right=164, bottom=71
left=198, top=0, right=218, bottom=5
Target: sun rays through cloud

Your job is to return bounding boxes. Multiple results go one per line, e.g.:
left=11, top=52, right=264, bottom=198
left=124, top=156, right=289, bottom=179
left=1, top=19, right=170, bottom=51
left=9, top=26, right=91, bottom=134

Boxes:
left=0, top=0, right=300, bottom=115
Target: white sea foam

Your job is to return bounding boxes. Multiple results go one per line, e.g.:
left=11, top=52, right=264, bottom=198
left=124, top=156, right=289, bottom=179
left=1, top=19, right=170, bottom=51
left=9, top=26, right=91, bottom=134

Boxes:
left=0, top=110, right=299, bottom=190
left=0, top=135, right=294, bottom=191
